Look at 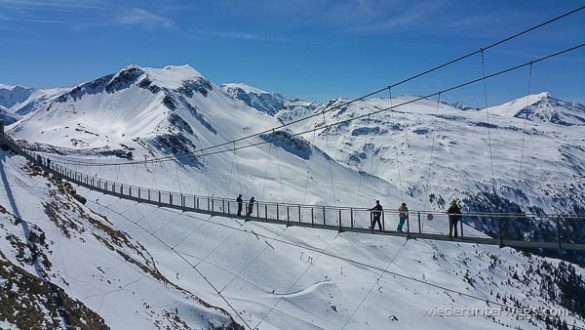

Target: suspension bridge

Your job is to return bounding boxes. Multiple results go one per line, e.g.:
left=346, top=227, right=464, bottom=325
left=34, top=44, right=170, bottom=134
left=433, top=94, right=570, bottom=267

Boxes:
left=1, top=6, right=584, bottom=254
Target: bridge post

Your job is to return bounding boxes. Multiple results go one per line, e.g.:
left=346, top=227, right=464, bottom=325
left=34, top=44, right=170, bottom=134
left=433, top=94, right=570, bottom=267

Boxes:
left=211, top=199, right=214, bottom=213
left=338, top=209, right=342, bottom=233
left=227, top=201, right=231, bottom=214
left=417, top=211, right=422, bottom=233
left=322, top=206, right=326, bottom=226
left=207, top=197, right=210, bottom=211
left=181, top=194, right=185, bottom=208
left=350, top=208, right=354, bottom=228
left=148, top=189, right=151, bottom=201
left=498, top=217, right=504, bottom=247
left=256, top=203, right=259, bottom=218
left=381, top=211, right=385, bottom=231
left=169, top=194, right=173, bottom=205
left=311, top=208, right=314, bottom=227
left=195, top=196, right=199, bottom=210
left=460, top=217, right=464, bottom=238
left=264, top=205, right=268, bottom=220
left=276, top=204, right=280, bottom=221
left=286, top=206, right=290, bottom=227
left=298, top=206, right=301, bottom=224
left=222, top=198, right=225, bottom=212
left=120, top=184, right=123, bottom=195
left=556, top=216, right=562, bottom=249
left=138, top=187, right=141, bottom=199
left=129, top=186, right=132, bottom=196
left=158, top=191, right=161, bottom=203
left=406, top=214, right=411, bottom=238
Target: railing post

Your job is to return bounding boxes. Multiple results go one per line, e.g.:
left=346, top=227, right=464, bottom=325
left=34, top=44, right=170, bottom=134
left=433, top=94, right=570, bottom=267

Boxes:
left=138, top=187, right=141, bottom=199
left=196, top=196, right=199, bottom=210
left=158, top=191, right=161, bottom=203
left=298, top=206, right=301, bottom=223
left=322, top=206, right=326, bottom=226
left=211, top=199, right=214, bottom=213
left=276, top=204, right=280, bottom=221
left=120, top=184, right=123, bottom=195
left=222, top=198, right=225, bottom=212
left=406, top=214, right=411, bottom=238
left=170, top=194, right=173, bottom=205
left=256, top=203, right=259, bottom=218
left=286, top=206, right=290, bottom=226
left=129, top=186, right=132, bottom=196
left=227, top=201, right=231, bottom=214
left=207, top=197, right=210, bottom=211
left=350, top=208, right=354, bottom=228
left=460, top=216, right=464, bottom=238
left=556, top=216, right=562, bottom=249
left=264, top=205, right=268, bottom=220
left=181, top=194, right=185, bottom=208
left=338, top=209, right=342, bottom=232
left=381, top=211, right=385, bottom=231
left=148, top=189, right=151, bottom=201
left=418, top=211, right=422, bottom=233
left=498, top=217, right=504, bottom=247
left=311, top=208, right=314, bottom=227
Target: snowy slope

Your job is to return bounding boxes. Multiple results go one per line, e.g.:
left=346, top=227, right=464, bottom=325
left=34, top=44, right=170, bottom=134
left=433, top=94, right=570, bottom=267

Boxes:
left=1, top=151, right=584, bottom=329
left=0, top=152, right=242, bottom=329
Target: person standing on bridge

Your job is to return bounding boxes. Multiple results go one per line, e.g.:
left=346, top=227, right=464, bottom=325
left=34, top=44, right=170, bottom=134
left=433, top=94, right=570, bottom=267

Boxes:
left=397, top=203, right=408, bottom=232
left=447, top=200, right=462, bottom=238
left=246, top=197, right=255, bottom=217
left=369, top=200, right=383, bottom=232
left=236, top=194, right=243, bottom=216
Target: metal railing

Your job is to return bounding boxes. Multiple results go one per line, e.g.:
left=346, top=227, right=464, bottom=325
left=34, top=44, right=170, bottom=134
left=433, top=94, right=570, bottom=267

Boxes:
left=6, top=136, right=585, bottom=251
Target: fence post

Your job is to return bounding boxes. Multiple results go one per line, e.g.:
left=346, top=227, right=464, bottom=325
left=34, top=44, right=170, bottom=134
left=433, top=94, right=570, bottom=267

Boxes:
left=418, top=211, right=422, bottom=233
left=350, top=208, right=354, bottom=228
left=322, top=206, right=326, bottom=226
left=196, top=196, right=199, bottom=210
left=129, top=186, right=132, bottom=196
left=256, top=202, right=259, bottom=217
left=170, top=194, right=173, bottom=205
left=158, top=191, right=161, bottom=203
left=227, top=201, right=231, bottom=214
left=311, top=208, right=315, bottom=227
left=265, top=205, right=268, bottom=220
left=222, top=199, right=225, bottom=212
left=406, top=214, right=411, bottom=238
left=207, top=197, right=210, bottom=211
left=211, top=199, right=214, bottom=213
left=120, top=184, right=123, bottom=195
left=338, top=209, right=342, bottom=233
left=276, top=204, right=280, bottom=221
left=148, top=189, right=151, bottom=201
left=286, top=206, right=290, bottom=227
left=181, top=194, right=185, bottom=208
left=460, top=217, right=464, bottom=238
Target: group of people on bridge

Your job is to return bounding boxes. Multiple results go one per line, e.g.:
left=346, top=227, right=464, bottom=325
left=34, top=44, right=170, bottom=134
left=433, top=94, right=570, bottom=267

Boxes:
left=369, top=199, right=462, bottom=238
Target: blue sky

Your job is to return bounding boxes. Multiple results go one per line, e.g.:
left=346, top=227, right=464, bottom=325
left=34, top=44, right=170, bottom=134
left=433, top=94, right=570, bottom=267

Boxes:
left=0, top=0, right=583, bottom=106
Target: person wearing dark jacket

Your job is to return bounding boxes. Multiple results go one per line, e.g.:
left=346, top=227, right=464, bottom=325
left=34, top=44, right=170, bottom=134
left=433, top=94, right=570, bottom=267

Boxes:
left=369, top=200, right=383, bottom=232
left=447, top=200, right=462, bottom=238
left=246, top=197, right=255, bottom=217
left=236, top=194, right=243, bottom=216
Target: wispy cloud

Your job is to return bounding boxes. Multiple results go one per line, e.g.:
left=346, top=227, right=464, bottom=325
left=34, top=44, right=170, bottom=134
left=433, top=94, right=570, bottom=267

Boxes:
left=190, top=30, right=290, bottom=42
left=0, top=0, right=104, bottom=10
left=115, top=8, right=174, bottom=29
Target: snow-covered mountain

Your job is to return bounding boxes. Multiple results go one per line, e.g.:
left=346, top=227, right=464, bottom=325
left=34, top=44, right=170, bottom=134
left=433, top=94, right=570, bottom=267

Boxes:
left=221, top=83, right=317, bottom=123
left=1, top=65, right=585, bottom=329
left=489, top=92, right=585, bottom=126
left=0, top=83, right=66, bottom=125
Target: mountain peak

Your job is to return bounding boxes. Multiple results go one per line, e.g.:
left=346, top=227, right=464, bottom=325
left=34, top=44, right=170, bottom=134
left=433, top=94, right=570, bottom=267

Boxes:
left=221, top=83, right=270, bottom=95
